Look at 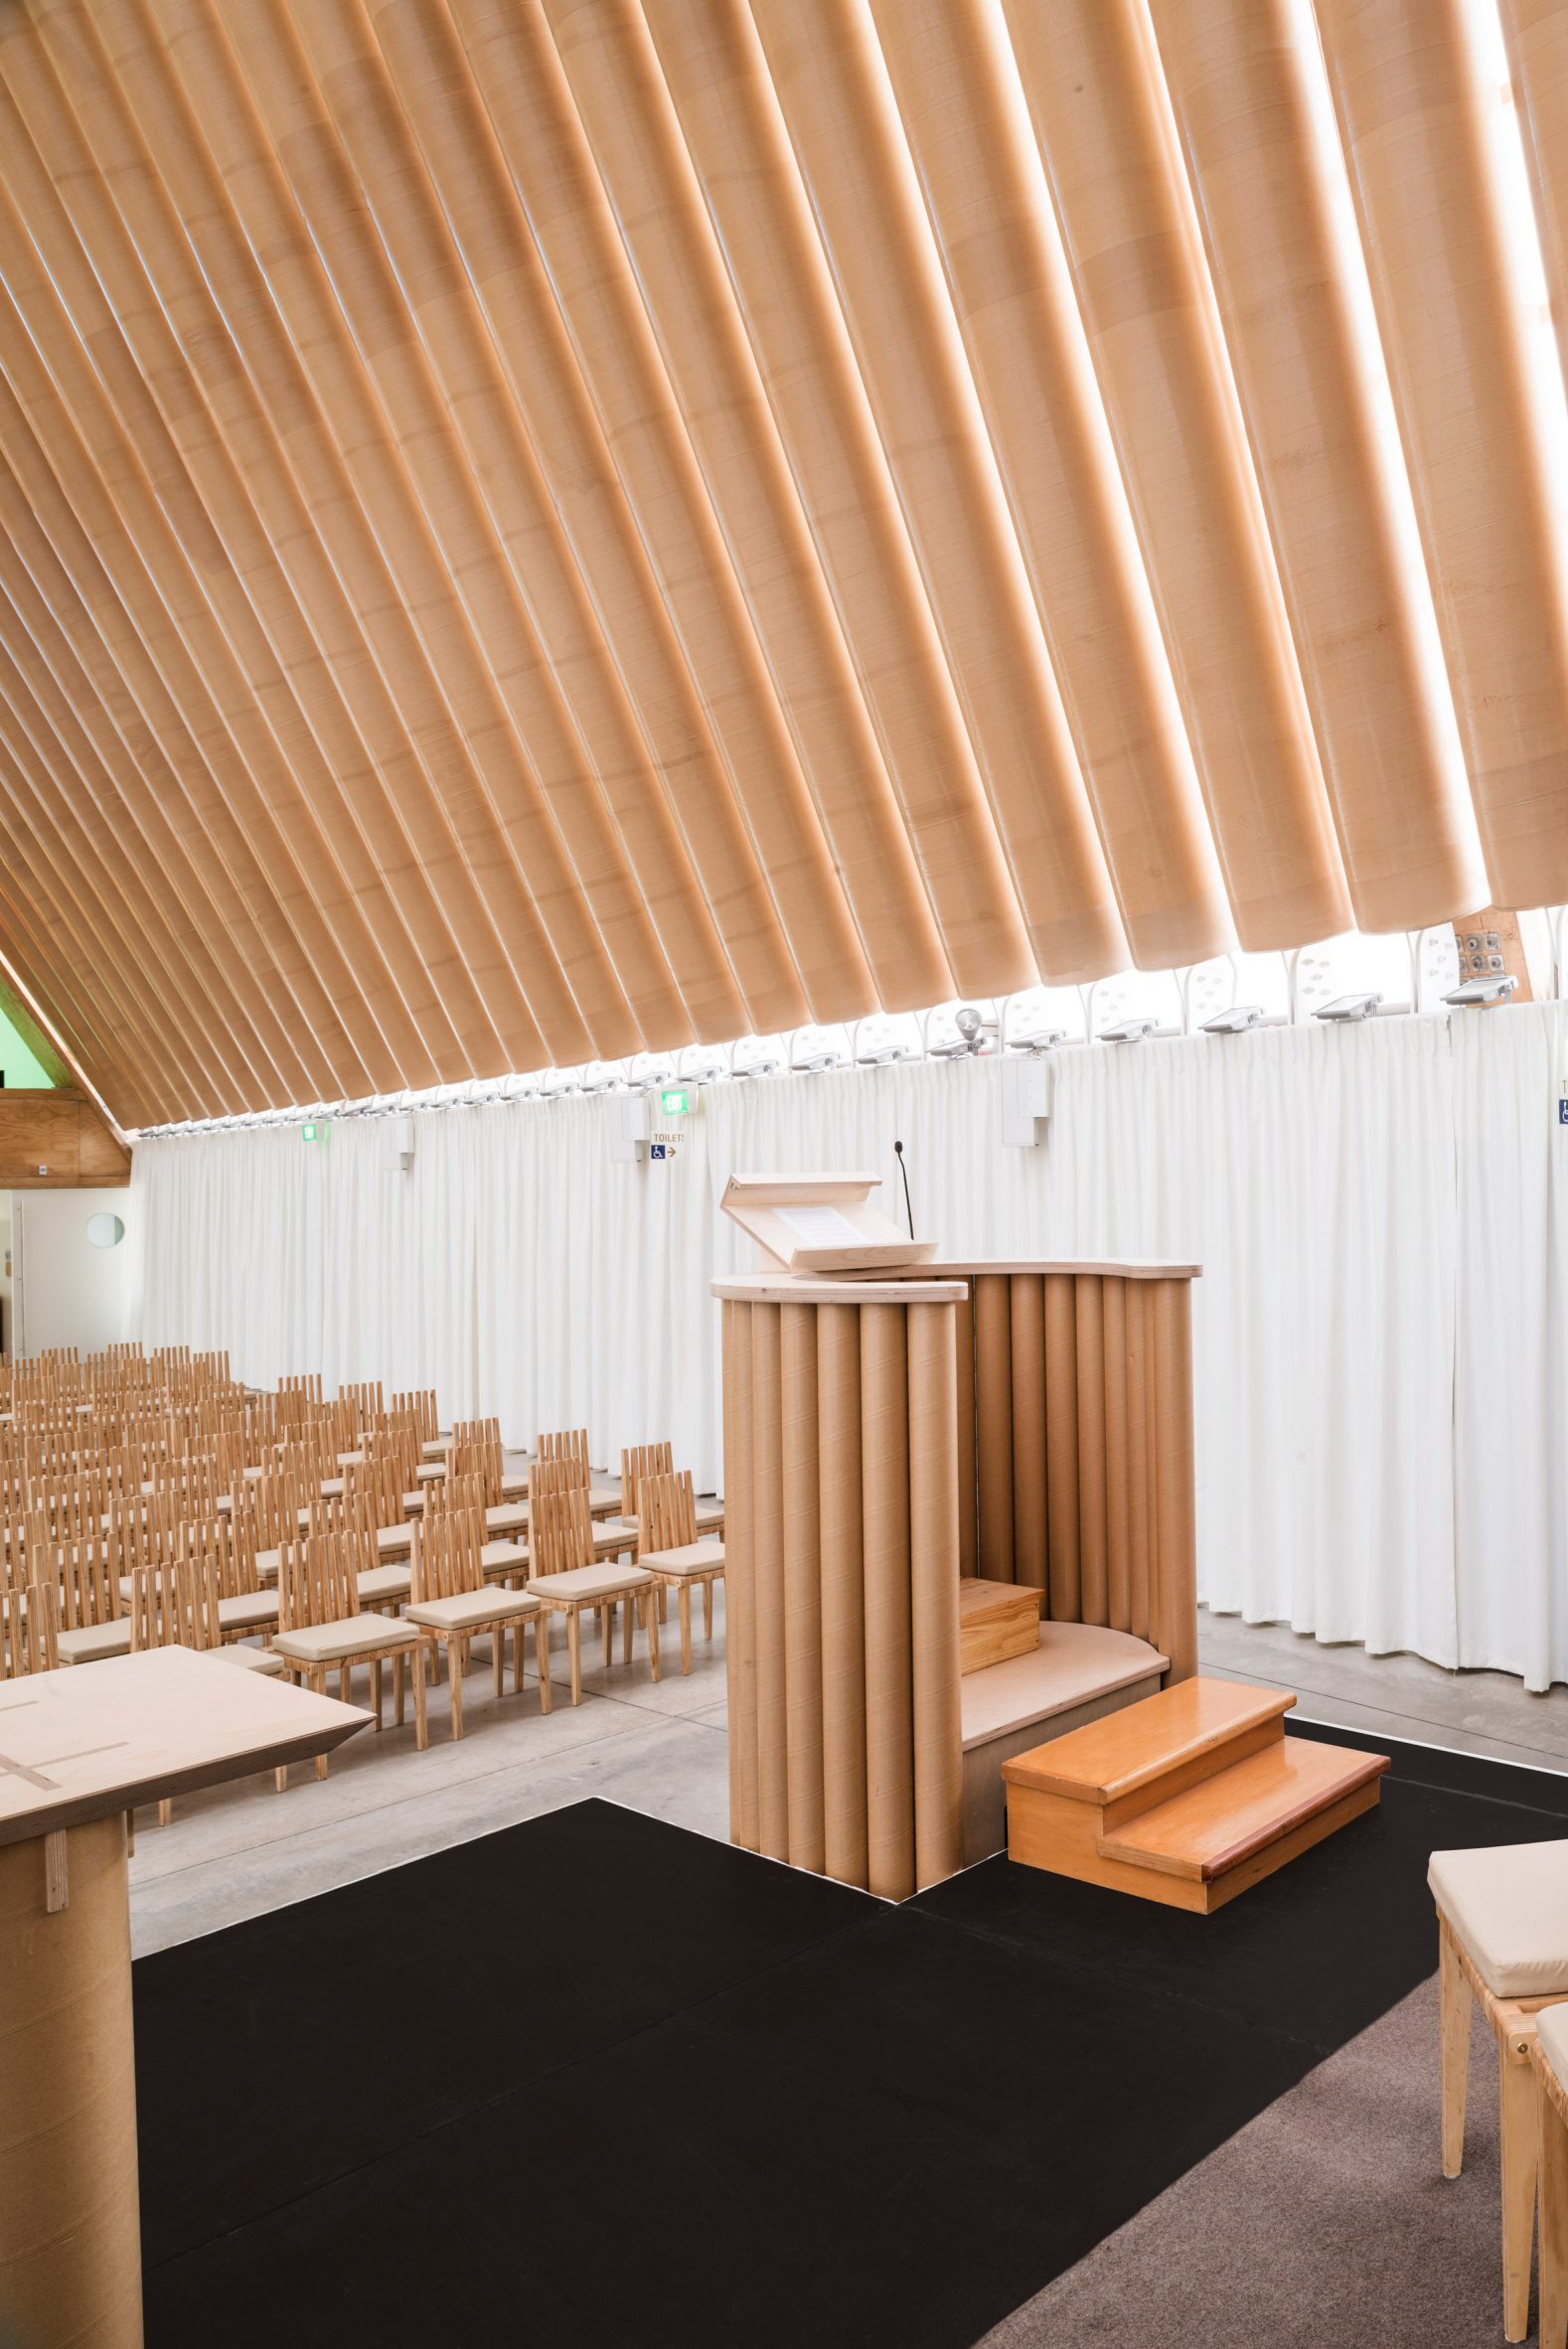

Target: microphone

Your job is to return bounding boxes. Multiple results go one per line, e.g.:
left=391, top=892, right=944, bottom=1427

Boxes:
left=892, top=1138, right=914, bottom=1240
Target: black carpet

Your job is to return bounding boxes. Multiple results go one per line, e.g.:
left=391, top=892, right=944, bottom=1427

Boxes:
left=136, top=1726, right=1568, bottom=2349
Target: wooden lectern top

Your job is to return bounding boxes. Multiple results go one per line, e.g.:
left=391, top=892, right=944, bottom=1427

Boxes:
left=0, top=1646, right=370, bottom=1843
left=719, top=1171, right=937, bottom=1275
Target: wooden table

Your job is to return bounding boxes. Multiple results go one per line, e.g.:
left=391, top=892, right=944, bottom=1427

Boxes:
left=0, top=1648, right=369, bottom=2348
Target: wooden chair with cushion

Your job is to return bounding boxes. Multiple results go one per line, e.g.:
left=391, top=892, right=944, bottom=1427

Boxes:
left=1430, top=1840, right=1568, bottom=2340
left=526, top=1473, right=658, bottom=1706
left=308, top=1488, right=412, bottom=1615
left=126, top=1557, right=284, bottom=1828
left=635, top=1471, right=724, bottom=1676
left=407, top=1505, right=549, bottom=1739
left=1535, top=2004, right=1568, bottom=2349
left=1, top=1580, right=58, bottom=1679
left=272, top=1532, right=427, bottom=1784
left=54, top=1531, right=132, bottom=1666
left=180, top=1515, right=279, bottom=1644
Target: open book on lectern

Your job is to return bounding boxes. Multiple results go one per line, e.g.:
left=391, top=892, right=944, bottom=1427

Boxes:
left=718, top=1172, right=937, bottom=1276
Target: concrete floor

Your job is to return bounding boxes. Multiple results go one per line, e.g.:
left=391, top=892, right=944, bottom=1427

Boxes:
left=128, top=1597, right=1568, bottom=1959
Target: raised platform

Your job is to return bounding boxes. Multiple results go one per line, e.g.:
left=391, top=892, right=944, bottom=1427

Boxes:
left=1004, top=1678, right=1389, bottom=1912
left=960, top=1621, right=1168, bottom=1866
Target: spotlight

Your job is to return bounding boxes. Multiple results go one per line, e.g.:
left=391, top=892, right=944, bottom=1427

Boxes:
left=1201, top=1006, right=1264, bottom=1035
left=1099, top=1017, right=1156, bottom=1042
left=1009, top=1028, right=1066, bottom=1054
left=1313, top=992, right=1382, bottom=1022
left=1443, top=973, right=1517, bottom=1009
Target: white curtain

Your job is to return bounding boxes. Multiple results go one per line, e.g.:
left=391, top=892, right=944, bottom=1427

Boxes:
left=132, top=1008, right=1568, bottom=1685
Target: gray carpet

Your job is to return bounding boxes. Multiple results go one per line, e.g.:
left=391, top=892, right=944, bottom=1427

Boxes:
left=981, top=1973, right=1515, bottom=2347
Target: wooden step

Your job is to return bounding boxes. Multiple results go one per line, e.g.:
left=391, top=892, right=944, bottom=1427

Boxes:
left=959, top=1578, right=1042, bottom=1674
left=1097, top=1736, right=1390, bottom=1889
left=1003, top=1675, right=1295, bottom=1824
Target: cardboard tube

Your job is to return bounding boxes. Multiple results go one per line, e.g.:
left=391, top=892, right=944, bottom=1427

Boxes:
left=722, top=1302, right=760, bottom=1851
left=1126, top=1281, right=1152, bottom=1644
left=974, top=1272, right=1014, bottom=1580
left=1152, top=1280, right=1198, bottom=1682
left=954, top=1284, right=977, bottom=1580
left=1103, top=1278, right=1131, bottom=1634
left=0, top=1814, right=142, bottom=2349
left=872, top=0, right=1236, bottom=968
left=1146, top=0, right=1483, bottom=931
left=1009, top=1274, right=1047, bottom=1591
left=750, top=1303, right=789, bottom=1859
left=747, top=0, right=1125, bottom=984
left=1075, top=1277, right=1108, bottom=1624
left=780, top=1304, right=826, bottom=1875
left=907, top=1303, right=962, bottom=1891
left=861, top=1304, right=914, bottom=1903
left=1043, top=1273, right=1080, bottom=1622
left=818, top=1303, right=868, bottom=1890
left=1316, top=0, right=1568, bottom=909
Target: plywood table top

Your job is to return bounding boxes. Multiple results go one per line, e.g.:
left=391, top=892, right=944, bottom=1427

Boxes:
left=0, top=1647, right=370, bottom=1845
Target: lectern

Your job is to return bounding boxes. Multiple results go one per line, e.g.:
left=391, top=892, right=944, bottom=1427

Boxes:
left=0, top=1646, right=368, bottom=2348
left=715, top=1178, right=1200, bottom=1899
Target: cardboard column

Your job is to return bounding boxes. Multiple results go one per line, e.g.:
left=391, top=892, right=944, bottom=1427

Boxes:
left=861, top=1303, right=914, bottom=1902
left=907, top=1302, right=962, bottom=1890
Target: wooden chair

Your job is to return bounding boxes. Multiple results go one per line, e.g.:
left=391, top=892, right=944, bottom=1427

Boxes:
left=54, top=1531, right=132, bottom=1666
left=1432, top=1846, right=1568, bottom=2340
left=272, top=1532, right=426, bottom=1782
left=1536, top=2005, right=1568, bottom=2349
left=635, top=1470, right=725, bottom=1675
left=525, top=1476, right=658, bottom=1705
left=308, top=1489, right=412, bottom=1614
left=407, top=1505, right=549, bottom=1739
left=1, top=1580, right=58, bottom=1679
left=180, top=1516, right=279, bottom=1644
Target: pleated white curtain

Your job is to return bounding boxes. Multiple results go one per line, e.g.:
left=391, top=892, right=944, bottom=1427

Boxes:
left=132, top=1009, right=1567, bottom=1684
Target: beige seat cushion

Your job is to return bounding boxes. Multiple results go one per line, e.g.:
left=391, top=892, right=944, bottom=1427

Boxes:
left=211, top=1643, right=284, bottom=1675
left=253, top=1548, right=280, bottom=1586
left=217, top=1590, right=279, bottom=1632
left=274, top=1615, right=420, bottom=1664
left=527, top=1561, right=655, bottom=1605
left=480, top=1538, right=529, bottom=1577
left=1428, top=1841, right=1568, bottom=1998
left=58, top=1618, right=133, bottom=1666
left=1537, top=2001, right=1568, bottom=2093
left=407, top=1587, right=541, bottom=1633
left=486, top=1503, right=528, bottom=1537
left=356, top=1564, right=412, bottom=1606
left=642, top=1539, right=725, bottom=1578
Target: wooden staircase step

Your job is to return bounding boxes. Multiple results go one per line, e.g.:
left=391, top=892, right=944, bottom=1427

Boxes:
left=1003, top=1676, right=1295, bottom=1812
left=1097, top=1736, right=1390, bottom=1884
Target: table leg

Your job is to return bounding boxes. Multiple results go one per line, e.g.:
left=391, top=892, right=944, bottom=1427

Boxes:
left=0, top=1814, right=142, bottom=2348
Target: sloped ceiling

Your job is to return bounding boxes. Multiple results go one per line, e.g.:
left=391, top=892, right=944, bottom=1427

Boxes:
left=0, top=0, right=1566, bottom=1125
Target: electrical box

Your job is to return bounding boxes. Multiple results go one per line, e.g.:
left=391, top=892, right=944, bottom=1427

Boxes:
left=381, top=1113, right=414, bottom=1174
left=612, top=1092, right=650, bottom=1165
left=999, top=1055, right=1054, bottom=1149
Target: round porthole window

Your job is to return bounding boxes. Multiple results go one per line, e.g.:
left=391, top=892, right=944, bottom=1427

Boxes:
left=85, top=1212, right=124, bottom=1250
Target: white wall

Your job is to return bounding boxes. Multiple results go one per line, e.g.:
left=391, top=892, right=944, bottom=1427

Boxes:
left=16, top=1187, right=133, bottom=1356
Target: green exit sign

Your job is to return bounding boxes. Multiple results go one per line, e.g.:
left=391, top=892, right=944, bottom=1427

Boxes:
left=659, top=1087, right=691, bottom=1117
left=301, top=1119, right=330, bottom=1145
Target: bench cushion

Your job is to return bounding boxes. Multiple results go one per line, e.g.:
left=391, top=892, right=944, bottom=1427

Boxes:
left=58, top=1618, right=132, bottom=1666
left=1429, top=1840, right=1568, bottom=1998
left=407, top=1587, right=540, bottom=1633
left=527, top=1561, right=655, bottom=1605
left=1537, top=2000, right=1568, bottom=2092
left=642, top=1539, right=725, bottom=1578
left=274, top=1616, right=420, bottom=1663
